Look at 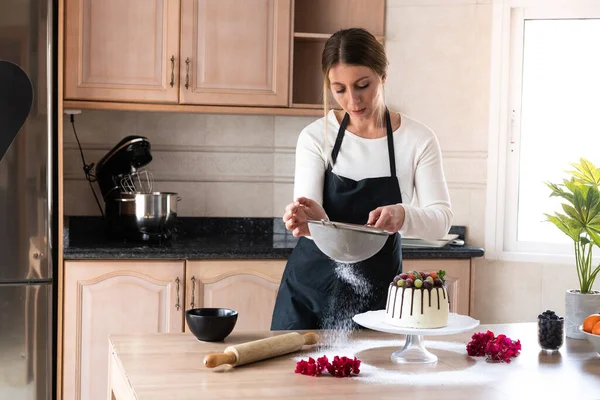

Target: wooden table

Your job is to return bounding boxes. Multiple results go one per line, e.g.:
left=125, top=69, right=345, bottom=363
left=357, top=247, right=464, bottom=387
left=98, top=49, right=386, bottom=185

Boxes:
left=108, top=323, right=600, bottom=400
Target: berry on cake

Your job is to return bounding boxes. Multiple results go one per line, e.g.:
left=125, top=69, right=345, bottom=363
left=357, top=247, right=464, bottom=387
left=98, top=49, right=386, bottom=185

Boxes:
left=384, top=270, right=449, bottom=328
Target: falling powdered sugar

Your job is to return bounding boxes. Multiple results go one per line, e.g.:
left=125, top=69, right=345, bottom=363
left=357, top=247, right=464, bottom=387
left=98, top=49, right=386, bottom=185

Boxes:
left=319, top=262, right=373, bottom=349
left=333, top=262, right=371, bottom=297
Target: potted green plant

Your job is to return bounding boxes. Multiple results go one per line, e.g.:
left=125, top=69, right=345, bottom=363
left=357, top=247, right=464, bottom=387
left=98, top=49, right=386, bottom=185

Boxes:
left=545, top=158, right=600, bottom=339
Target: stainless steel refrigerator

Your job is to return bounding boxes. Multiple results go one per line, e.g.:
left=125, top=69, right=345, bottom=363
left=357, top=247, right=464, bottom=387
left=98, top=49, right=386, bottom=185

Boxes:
left=0, top=0, right=57, bottom=399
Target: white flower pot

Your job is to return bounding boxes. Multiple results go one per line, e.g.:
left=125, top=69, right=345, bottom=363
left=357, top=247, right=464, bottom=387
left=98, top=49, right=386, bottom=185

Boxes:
left=565, top=289, right=600, bottom=339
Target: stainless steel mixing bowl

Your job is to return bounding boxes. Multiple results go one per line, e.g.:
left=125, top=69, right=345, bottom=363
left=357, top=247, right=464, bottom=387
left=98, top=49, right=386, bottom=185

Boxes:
left=307, top=220, right=392, bottom=263
left=106, top=192, right=180, bottom=238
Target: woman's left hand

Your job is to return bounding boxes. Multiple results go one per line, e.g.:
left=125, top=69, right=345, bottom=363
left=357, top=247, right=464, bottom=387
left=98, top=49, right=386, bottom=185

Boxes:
left=367, top=204, right=405, bottom=232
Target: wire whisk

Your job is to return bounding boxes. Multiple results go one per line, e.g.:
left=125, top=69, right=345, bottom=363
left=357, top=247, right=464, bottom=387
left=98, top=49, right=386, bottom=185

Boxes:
left=120, top=169, right=154, bottom=194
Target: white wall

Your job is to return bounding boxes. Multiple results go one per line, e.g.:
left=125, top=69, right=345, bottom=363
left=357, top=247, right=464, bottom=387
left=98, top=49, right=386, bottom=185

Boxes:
left=63, top=0, right=598, bottom=323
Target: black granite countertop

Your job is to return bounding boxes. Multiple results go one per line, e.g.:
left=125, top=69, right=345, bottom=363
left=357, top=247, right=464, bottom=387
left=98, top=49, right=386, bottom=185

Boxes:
left=63, top=217, right=484, bottom=260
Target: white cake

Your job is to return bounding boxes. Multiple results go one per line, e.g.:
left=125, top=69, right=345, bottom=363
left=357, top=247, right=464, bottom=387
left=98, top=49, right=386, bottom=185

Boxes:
left=384, top=271, right=449, bottom=328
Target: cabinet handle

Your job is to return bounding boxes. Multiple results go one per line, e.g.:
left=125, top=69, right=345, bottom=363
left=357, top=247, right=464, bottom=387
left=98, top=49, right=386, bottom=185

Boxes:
left=185, top=57, right=190, bottom=90
left=175, top=277, right=180, bottom=311
left=190, top=276, right=196, bottom=309
left=169, top=55, right=175, bottom=87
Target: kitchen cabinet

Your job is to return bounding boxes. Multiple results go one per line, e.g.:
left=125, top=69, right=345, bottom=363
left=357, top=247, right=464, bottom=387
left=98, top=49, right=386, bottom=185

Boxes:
left=179, top=0, right=291, bottom=106
left=403, top=259, right=471, bottom=316
left=62, top=0, right=385, bottom=115
left=185, top=260, right=286, bottom=331
left=62, top=260, right=185, bottom=400
left=64, top=0, right=291, bottom=107
left=64, top=0, right=181, bottom=103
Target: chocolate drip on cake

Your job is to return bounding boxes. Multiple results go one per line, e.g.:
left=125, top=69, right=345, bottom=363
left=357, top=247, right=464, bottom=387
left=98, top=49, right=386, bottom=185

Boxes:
left=399, top=287, right=406, bottom=318
left=388, top=285, right=448, bottom=320
left=392, top=286, right=399, bottom=318
left=386, top=284, right=392, bottom=311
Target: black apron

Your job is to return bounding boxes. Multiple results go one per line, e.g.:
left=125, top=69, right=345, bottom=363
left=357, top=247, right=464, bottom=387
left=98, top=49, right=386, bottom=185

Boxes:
left=271, top=108, right=403, bottom=330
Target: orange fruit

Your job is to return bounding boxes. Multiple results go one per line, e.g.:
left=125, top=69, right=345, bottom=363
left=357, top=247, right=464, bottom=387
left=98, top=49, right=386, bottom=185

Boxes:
left=583, top=314, right=600, bottom=333
left=592, top=321, right=600, bottom=336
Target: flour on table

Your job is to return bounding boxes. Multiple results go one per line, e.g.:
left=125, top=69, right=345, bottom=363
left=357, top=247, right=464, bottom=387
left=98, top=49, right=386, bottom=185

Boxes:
left=294, top=339, right=499, bottom=386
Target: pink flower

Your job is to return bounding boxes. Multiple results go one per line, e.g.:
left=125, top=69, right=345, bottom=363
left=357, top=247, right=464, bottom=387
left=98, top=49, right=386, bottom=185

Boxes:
left=466, top=331, right=521, bottom=363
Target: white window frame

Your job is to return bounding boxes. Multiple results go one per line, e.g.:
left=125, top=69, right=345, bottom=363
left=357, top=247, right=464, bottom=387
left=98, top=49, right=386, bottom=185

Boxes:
left=485, top=0, right=600, bottom=263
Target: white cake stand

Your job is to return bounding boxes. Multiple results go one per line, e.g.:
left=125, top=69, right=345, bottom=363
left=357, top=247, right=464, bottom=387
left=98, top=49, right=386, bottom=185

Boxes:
left=353, top=310, right=480, bottom=364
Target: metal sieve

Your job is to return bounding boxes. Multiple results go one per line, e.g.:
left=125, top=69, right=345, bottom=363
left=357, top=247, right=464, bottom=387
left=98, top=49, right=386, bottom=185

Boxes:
left=307, top=220, right=392, bottom=263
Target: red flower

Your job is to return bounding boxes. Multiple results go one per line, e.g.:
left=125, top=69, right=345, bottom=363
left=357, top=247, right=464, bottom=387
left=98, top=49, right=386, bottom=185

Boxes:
left=295, top=356, right=329, bottom=376
left=316, top=355, right=329, bottom=372
left=326, top=356, right=361, bottom=378
left=466, top=330, right=495, bottom=357
left=295, top=355, right=361, bottom=377
left=466, top=331, right=521, bottom=363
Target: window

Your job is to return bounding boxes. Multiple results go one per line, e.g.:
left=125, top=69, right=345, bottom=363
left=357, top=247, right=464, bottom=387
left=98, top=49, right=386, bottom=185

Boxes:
left=487, top=2, right=600, bottom=261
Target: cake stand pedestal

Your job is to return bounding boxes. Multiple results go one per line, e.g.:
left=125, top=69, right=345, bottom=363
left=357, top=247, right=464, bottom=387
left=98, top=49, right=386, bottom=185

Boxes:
left=353, top=311, right=480, bottom=364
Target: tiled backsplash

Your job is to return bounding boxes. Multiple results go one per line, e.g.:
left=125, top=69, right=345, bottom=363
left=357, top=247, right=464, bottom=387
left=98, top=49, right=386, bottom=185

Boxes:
left=62, top=110, right=487, bottom=233
left=63, top=111, right=314, bottom=218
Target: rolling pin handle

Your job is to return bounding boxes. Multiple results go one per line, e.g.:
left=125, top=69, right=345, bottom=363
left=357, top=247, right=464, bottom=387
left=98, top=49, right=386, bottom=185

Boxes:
left=203, top=351, right=237, bottom=368
left=303, top=332, right=319, bottom=346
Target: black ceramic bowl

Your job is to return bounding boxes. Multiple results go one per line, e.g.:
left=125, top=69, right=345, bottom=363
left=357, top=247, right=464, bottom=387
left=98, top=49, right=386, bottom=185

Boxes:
left=185, top=308, right=238, bottom=342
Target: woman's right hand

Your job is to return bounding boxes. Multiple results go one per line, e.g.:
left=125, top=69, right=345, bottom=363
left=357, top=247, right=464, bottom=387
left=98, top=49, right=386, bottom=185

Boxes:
left=283, top=197, right=328, bottom=237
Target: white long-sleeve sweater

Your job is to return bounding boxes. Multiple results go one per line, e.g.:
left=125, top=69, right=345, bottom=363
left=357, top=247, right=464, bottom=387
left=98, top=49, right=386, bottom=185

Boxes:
left=293, top=110, right=453, bottom=240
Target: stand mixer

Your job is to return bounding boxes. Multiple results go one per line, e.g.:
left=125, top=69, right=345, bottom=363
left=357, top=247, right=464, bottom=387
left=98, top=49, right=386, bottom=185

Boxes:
left=94, top=136, right=180, bottom=242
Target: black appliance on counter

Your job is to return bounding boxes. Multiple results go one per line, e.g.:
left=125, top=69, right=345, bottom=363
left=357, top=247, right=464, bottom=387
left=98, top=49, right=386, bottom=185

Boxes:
left=95, top=135, right=153, bottom=201
left=93, top=136, right=180, bottom=242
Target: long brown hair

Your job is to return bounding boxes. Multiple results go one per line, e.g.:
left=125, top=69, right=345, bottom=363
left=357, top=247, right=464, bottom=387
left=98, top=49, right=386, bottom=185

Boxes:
left=321, top=28, right=389, bottom=165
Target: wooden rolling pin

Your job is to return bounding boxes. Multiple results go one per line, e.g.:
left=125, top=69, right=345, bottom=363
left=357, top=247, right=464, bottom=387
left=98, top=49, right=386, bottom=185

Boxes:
left=203, top=332, right=319, bottom=368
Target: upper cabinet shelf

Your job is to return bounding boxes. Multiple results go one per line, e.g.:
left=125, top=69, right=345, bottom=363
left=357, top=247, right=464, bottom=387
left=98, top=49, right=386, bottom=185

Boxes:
left=293, top=0, right=384, bottom=37
left=62, top=0, right=384, bottom=115
left=291, top=0, right=385, bottom=108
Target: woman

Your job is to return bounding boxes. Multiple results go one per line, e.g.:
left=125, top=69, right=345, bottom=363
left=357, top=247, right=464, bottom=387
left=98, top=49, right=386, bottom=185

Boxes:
left=271, top=28, right=452, bottom=330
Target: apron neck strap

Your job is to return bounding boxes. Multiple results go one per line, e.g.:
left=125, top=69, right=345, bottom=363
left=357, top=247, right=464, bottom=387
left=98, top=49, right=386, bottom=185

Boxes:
left=385, top=108, right=396, bottom=177
left=329, top=112, right=349, bottom=168
left=329, top=108, right=396, bottom=177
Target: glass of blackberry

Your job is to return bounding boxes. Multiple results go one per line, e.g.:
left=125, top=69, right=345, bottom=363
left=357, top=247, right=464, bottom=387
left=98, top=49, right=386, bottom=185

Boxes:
left=538, top=310, right=564, bottom=352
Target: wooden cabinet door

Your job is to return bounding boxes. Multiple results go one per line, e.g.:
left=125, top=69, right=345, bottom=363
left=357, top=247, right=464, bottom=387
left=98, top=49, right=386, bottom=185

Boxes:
left=403, top=259, right=471, bottom=316
left=64, top=0, right=180, bottom=102
left=180, top=0, right=291, bottom=106
left=62, top=260, right=185, bottom=400
left=185, top=260, right=286, bottom=331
